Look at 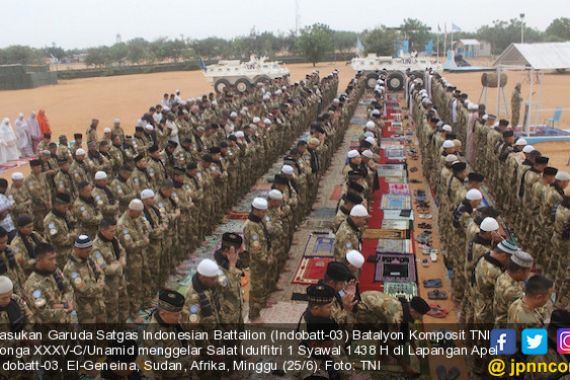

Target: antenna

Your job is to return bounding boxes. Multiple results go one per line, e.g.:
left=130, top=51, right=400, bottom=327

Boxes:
left=295, top=0, right=301, bottom=35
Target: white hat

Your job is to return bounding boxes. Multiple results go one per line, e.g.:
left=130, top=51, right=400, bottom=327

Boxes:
left=252, top=117, right=261, bottom=124
left=442, top=140, right=454, bottom=149
left=522, top=145, right=535, bottom=153
left=144, top=124, right=154, bottom=131
left=466, top=189, right=483, bottom=201
left=364, top=131, right=374, bottom=138
left=362, top=150, right=374, bottom=159
left=468, top=103, right=479, bottom=111
left=281, top=165, right=294, bottom=175
left=235, top=131, right=245, bottom=138
left=230, top=111, right=238, bottom=118
left=366, top=121, right=375, bottom=129
left=350, top=204, right=369, bottom=217
left=0, top=275, right=13, bottom=294
left=365, top=136, right=376, bottom=145
left=11, top=172, right=24, bottom=181
left=113, top=118, right=120, bottom=123
left=252, top=197, right=268, bottom=210
left=75, top=148, right=86, bottom=156
left=333, top=98, right=340, bottom=104
left=347, top=150, right=360, bottom=159
left=128, top=199, right=144, bottom=211
left=275, top=89, right=282, bottom=95
left=262, top=93, right=271, bottom=101
left=371, top=109, right=381, bottom=116
left=346, top=250, right=365, bottom=269
left=442, top=125, right=452, bottom=132
left=480, top=217, right=499, bottom=232
left=197, top=259, right=221, bottom=277
left=103, top=128, right=111, bottom=133
left=263, top=118, right=272, bottom=125
left=94, top=171, right=107, bottom=181
left=445, top=154, right=458, bottom=163
left=141, top=189, right=155, bottom=200
left=515, top=138, right=527, bottom=146
left=556, top=171, right=570, bottom=181
left=268, top=189, right=283, bottom=200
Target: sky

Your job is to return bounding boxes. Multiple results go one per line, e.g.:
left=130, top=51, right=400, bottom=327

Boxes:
left=2, top=0, right=567, bottom=49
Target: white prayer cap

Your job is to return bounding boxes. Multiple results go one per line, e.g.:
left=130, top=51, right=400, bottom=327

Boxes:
left=252, top=117, right=261, bottom=124
left=281, top=165, right=294, bottom=175
left=113, top=118, right=120, bottom=123
left=442, top=140, right=454, bottom=149
left=275, top=89, right=282, bottom=95
left=333, top=98, right=340, bottom=104
left=241, top=106, right=248, bottom=112
left=0, top=276, right=13, bottom=294
left=282, top=85, right=287, bottom=90
left=103, top=128, right=111, bottom=133
left=94, top=171, right=107, bottom=181
left=252, top=197, right=268, bottom=210
left=230, top=112, right=238, bottom=118
left=141, top=189, right=155, bottom=200
left=128, top=199, right=144, bottom=211
left=263, top=93, right=271, bottom=101
left=362, top=150, right=374, bottom=159
left=364, top=131, right=374, bottom=138
left=365, top=136, right=376, bottom=145
left=468, top=103, right=479, bottom=111
left=346, top=250, right=365, bottom=269
left=11, top=172, right=24, bottom=181
left=350, top=204, right=369, bottom=217
left=515, top=138, right=527, bottom=146
left=263, top=118, right=272, bottom=125
left=466, top=189, right=483, bottom=201
left=211, top=100, right=218, bottom=106
left=445, top=154, right=458, bottom=163
left=556, top=171, right=570, bottom=181
left=197, top=259, right=221, bottom=277
left=175, top=89, right=180, bottom=93
left=144, top=124, right=154, bottom=131
left=522, top=145, right=535, bottom=153
left=480, top=217, right=499, bottom=232
left=371, top=109, right=381, bottom=116
left=482, top=114, right=488, bottom=121
left=442, top=125, right=452, bottom=132
left=366, top=121, right=376, bottom=130
left=235, top=131, right=245, bottom=138
left=41, top=150, right=50, bottom=156
left=347, top=150, right=360, bottom=159
left=268, top=189, right=283, bottom=200
left=75, top=148, right=86, bottom=156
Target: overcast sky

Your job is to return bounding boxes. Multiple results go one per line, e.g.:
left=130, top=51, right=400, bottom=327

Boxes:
left=2, top=0, right=566, bottom=49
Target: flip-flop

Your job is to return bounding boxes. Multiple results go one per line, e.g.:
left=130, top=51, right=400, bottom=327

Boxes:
left=428, top=290, right=448, bottom=300
left=447, top=367, right=460, bottom=380
left=436, top=365, right=447, bottom=380
left=423, top=279, right=442, bottom=288
left=421, top=258, right=429, bottom=267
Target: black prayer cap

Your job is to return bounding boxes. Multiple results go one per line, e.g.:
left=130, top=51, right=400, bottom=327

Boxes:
left=209, top=147, right=221, bottom=154
left=410, top=296, right=431, bottom=314
left=550, top=309, right=570, bottom=329
left=17, top=214, right=33, bottom=227
left=502, top=130, right=514, bottom=138
left=343, top=192, right=363, bottom=204
left=158, top=289, right=185, bottom=312
left=451, top=161, right=467, bottom=172
left=307, top=284, right=335, bottom=304
left=544, top=167, right=558, bottom=176
left=135, top=126, right=144, bottom=132
left=202, top=154, right=214, bottom=163
left=173, top=167, right=185, bottom=176
left=348, top=181, right=364, bottom=193
left=273, top=174, right=289, bottom=185
left=325, top=262, right=352, bottom=282
left=467, top=172, right=485, bottom=182
left=148, top=145, right=159, bottom=153
left=222, top=232, right=243, bottom=248
left=134, top=153, right=146, bottom=162
left=536, top=156, right=549, bottom=165
left=186, top=162, right=198, bottom=171
left=54, top=193, right=71, bottom=204
left=30, top=159, right=42, bottom=167
left=167, top=140, right=178, bottom=148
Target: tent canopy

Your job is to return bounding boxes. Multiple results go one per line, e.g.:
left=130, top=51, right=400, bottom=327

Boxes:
left=458, top=39, right=481, bottom=46
left=494, top=42, right=570, bottom=70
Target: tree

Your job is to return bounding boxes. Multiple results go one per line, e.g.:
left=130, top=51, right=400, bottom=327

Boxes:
left=84, top=47, right=112, bottom=67
left=363, top=27, right=397, bottom=56
left=333, top=31, right=359, bottom=53
left=477, top=19, right=544, bottom=54
left=297, top=23, right=334, bottom=66
left=546, top=18, right=570, bottom=41
left=126, top=38, right=151, bottom=64
left=400, top=18, right=432, bottom=51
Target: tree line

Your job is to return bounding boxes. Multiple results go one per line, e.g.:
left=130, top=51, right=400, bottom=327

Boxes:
left=0, top=17, right=569, bottom=67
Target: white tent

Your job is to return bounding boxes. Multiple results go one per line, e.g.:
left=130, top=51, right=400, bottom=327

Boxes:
left=494, top=42, right=570, bottom=70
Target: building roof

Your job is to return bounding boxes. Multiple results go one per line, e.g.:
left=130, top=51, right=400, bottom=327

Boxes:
left=494, top=42, right=570, bottom=70
left=459, top=39, right=481, bottom=46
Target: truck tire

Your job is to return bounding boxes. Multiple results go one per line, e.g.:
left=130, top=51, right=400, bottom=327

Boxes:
left=365, top=73, right=379, bottom=89
left=235, top=78, right=251, bottom=93
left=214, top=79, right=231, bottom=93
left=386, top=71, right=405, bottom=91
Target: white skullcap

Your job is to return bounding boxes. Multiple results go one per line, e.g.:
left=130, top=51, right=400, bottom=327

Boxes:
left=482, top=114, right=488, bottom=121
left=94, top=171, right=107, bottom=181
left=362, top=150, right=374, bottom=159
left=252, top=117, right=261, bottom=124
left=263, top=118, right=272, bottom=125
left=211, top=100, right=218, bottom=106
left=371, top=109, right=381, bottom=116
left=468, top=103, right=479, bottom=111
left=515, top=138, right=527, bottom=146
left=128, top=199, right=144, bottom=211
left=197, top=259, right=221, bottom=277
left=275, top=89, right=282, bottom=95
left=268, top=189, right=283, bottom=200
left=262, top=93, right=271, bottom=100
left=445, top=154, right=458, bottom=163
left=365, top=136, right=376, bottom=145
left=442, top=125, right=452, bottom=132
left=366, top=121, right=376, bottom=129
left=350, top=204, right=369, bottom=217
left=113, top=118, right=120, bottom=123
left=230, top=111, right=238, bottom=118
left=556, top=171, right=570, bottom=181
left=442, top=140, right=454, bottom=149
left=0, top=276, right=13, bottom=294
left=282, top=85, right=287, bottom=90
left=281, top=165, right=294, bottom=175
left=235, top=131, right=245, bottom=138
left=141, top=189, right=155, bottom=200
left=252, top=197, right=268, bottom=210
left=466, top=189, right=483, bottom=201
left=144, top=124, right=154, bottom=131
left=480, top=217, right=499, bottom=232
left=75, top=148, right=86, bottom=156
left=522, top=145, right=535, bottom=153
left=364, top=131, right=374, bottom=138
left=333, top=98, right=340, bottom=104
left=241, top=106, right=248, bottom=112
left=103, top=128, right=111, bottom=133
left=11, top=172, right=24, bottom=181
left=347, top=150, right=360, bottom=159
left=346, top=250, right=365, bottom=269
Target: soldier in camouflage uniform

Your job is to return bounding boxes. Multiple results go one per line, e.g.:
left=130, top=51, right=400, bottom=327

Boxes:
left=86, top=119, right=98, bottom=144
left=110, top=165, right=137, bottom=214
left=493, top=250, right=533, bottom=327
left=551, top=193, right=570, bottom=309
left=140, top=189, right=166, bottom=300
left=111, top=118, right=125, bottom=143
left=43, top=193, right=78, bottom=269
left=7, top=172, right=32, bottom=223
left=516, top=156, right=548, bottom=245
left=172, top=167, right=195, bottom=258
left=91, top=218, right=129, bottom=323
left=24, top=159, right=51, bottom=233
left=69, top=148, right=92, bottom=189
left=147, top=145, right=168, bottom=189
left=266, top=189, right=287, bottom=287
left=72, top=181, right=103, bottom=240
left=0, top=228, right=26, bottom=293
left=92, top=171, right=119, bottom=219
left=56, top=135, right=72, bottom=162
left=155, top=180, right=180, bottom=285
left=63, top=235, right=105, bottom=323
left=12, top=214, right=47, bottom=275
left=333, top=205, right=368, bottom=262
left=508, top=275, right=554, bottom=330
left=109, top=135, right=124, bottom=177
left=129, top=154, right=153, bottom=195
left=54, top=157, right=78, bottom=201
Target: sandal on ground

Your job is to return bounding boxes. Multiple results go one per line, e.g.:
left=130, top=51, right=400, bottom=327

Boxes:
left=423, top=278, right=442, bottom=288
left=428, top=290, right=448, bottom=300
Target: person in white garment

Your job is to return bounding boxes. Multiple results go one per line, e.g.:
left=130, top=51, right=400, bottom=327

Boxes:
left=14, top=113, right=33, bottom=157
left=0, top=118, right=20, bottom=161
left=27, top=112, right=42, bottom=153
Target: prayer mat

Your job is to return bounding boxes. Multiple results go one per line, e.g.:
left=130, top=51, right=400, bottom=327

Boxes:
left=383, top=282, right=418, bottom=301
left=381, top=219, right=411, bottom=230
left=311, top=207, right=337, bottom=220
left=383, top=209, right=414, bottom=221
left=302, top=219, right=334, bottom=231
left=350, top=117, right=367, bottom=125
left=380, top=195, right=412, bottom=210
left=329, top=184, right=344, bottom=201
left=376, top=239, right=413, bottom=254
left=226, top=211, right=249, bottom=220
left=377, top=164, right=406, bottom=178
left=388, top=183, right=410, bottom=195
left=362, top=228, right=408, bottom=240
left=292, top=257, right=333, bottom=285
left=374, top=253, right=416, bottom=283
left=383, top=176, right=408, bottom=184
left=303, top=235, right=335, bottom=258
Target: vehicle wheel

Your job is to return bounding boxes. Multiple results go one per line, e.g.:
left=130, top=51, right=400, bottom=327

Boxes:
left=214, top=79, right=231, bottom=93
left=254, top=76, right=271, bottom=85
left=235, top=78, right=251, bottom=93
left=365, top=73, right=379, bottom=89
left=386, top=71, right=405, bottom=91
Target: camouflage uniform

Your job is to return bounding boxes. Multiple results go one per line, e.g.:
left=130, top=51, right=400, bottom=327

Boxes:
left=184, top=273, right=221, bottom=342
left=54, top=169, right=78, bottom=200
left=71, top=196, right=102, bottom=240
left=551, top=199, right=570, bottom=308
left=473, top=253, right=504, bottom=325
left=43, top=210, right=77, bottom=269
left=69, top=159, right=92, bottom=187
left=266, top=206, right=287, bottom=285
left=24, top=267, right=74, bottom=323
left=142, top=203, right=166, bottom=296
left=24, top=172, right=51, bottom=233
left=155, top=190, right=180, bottom=284
left=6, top=185, right=32, bottom=222
left=493, top=272, right=524, bottom=327
left=128, top=167, right=152, bottom=195
left=0, top=294, right=34, bottom=380
left=110, top=176, right=137, bottom=214
left=243, top=213, right=271, bottom=319
left=0, top=247, right=26, bottom=294
left=92, top=185, right=119, bottom=219
left=507, top=298, right=546, bottom=329
left=13, top=231, right=47, bottom=275
left=333, top=218, right=361, bottom=262
left=214, top=250, right=245, bottom=326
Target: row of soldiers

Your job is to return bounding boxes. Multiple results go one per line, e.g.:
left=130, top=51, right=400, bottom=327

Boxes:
left=410, top=70, right=569, bottom=376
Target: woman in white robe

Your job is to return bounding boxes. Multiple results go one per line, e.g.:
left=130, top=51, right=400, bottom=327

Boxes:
left=15, top=113, right=33, bottom=157
left=27, top=112, right=42, bottom=153
left=0, top=118, right=20, bottom=161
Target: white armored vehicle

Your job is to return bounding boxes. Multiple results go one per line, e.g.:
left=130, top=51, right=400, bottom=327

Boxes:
left=351, top=54, right=441, bottom=91
left=203, top=55, right=290, bottom=93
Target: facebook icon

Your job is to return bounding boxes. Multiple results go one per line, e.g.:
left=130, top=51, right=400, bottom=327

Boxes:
left=490, top=329, right=517, bottom=355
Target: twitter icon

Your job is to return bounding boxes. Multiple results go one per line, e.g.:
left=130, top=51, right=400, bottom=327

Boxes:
left=522, top=329, right=548, bottom=355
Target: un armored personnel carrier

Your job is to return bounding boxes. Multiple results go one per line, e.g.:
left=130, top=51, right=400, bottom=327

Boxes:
left=203, top=55, right=290, bottom=93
